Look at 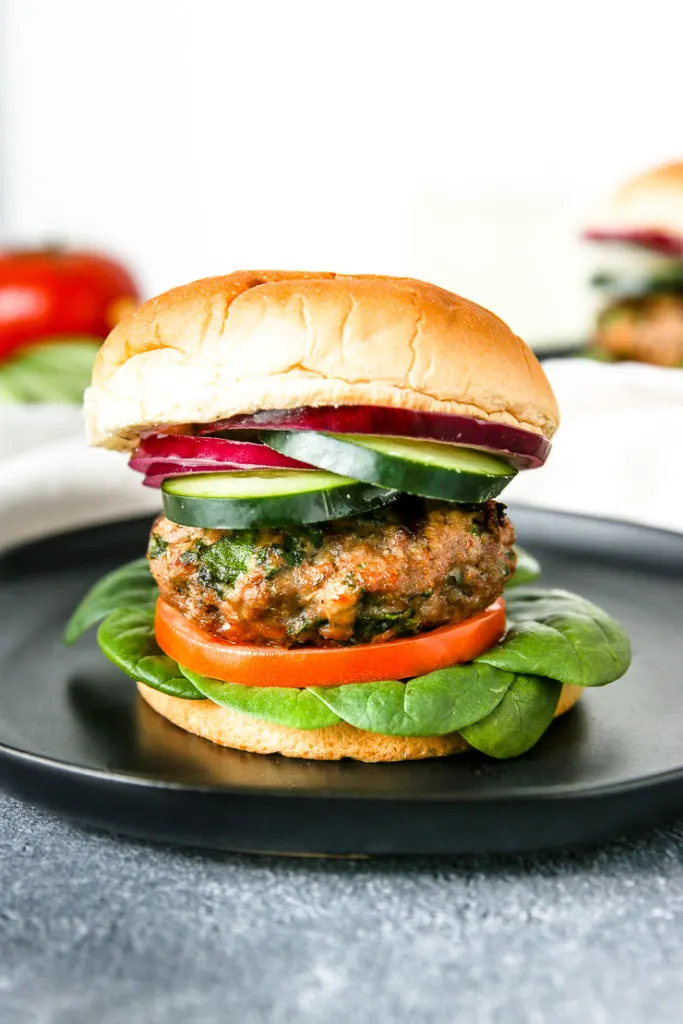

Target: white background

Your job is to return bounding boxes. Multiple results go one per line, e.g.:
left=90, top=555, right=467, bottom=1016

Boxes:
left=0, top=0, right=681, bottom=348
left=1, top=2, right=683, bottom=540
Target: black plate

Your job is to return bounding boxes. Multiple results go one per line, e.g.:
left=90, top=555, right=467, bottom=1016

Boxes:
left=0, top=508, right=682, bottom=855
left=534, top=340, right=588, bottom=360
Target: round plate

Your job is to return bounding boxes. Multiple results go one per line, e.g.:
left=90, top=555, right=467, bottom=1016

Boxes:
left=0, top=507, right=681, bottom=855
left=534, top=340, right=588, bottom=360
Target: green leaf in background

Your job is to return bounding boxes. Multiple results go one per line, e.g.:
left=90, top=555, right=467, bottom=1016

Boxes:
left=64, top=558, right=158, bottom=643
left=0, top=339, right=100, bottom=404
left=460, top=675, right=562, bottom=759
left=181, top=667, right=341, bottom=730
left=0, top=363, right=25, bottom=403
left=478, top=588, right=631, bottom=687
left=580, top=346, right=617, bottom=363
left=580, top=346, right=683, bottom=368
left=98, top=606, right=203, bottom=700
left=506, top=544, right=541, bottom=588
left=310, top=663, right=516, bottom=737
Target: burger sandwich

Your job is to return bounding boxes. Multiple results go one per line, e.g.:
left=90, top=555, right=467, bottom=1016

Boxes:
left=66, top=271, right=631, bottom=761
left=585, top=161, right=683, bottom=366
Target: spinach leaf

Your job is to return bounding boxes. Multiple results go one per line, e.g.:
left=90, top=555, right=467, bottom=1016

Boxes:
left=0, top=340, right=100, bottom=404
left=311, top=664, right=515, bottom=737
left=479, top=589, right=631, bottom=686
left=180, top=667, right=340, bottom=730
left=506, top=545, right=541, bottom=588
left=65, top=558, right=158, bottom=644
left=0, top=364, right=23, bottom=403
left=98, top=607, right=203, bottom=699
left=171, top=588, right=630, bottom=738
left=460, top=675, right=562, bottom=758
left=66, top=549, right=630, bottom=757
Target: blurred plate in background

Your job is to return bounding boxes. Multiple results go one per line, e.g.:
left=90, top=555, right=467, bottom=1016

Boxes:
left=507, top=359, right=683, bottom=533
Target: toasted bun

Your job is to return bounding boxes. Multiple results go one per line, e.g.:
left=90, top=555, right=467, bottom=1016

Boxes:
left=137, top=682, right=582, bottom=762
left=85, top=271, right=559, bottom=449
left=587, top=161, right=683, bottom=240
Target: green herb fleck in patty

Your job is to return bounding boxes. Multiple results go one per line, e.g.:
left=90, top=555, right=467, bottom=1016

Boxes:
left=196, top=534, right=257, bottom=594
left=147, top=534, right=169, bottom=560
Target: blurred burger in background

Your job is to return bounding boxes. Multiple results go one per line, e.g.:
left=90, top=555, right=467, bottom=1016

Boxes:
left=584, top=162, right=683, bottom=367
left=0, top=246, right=140, bottom=403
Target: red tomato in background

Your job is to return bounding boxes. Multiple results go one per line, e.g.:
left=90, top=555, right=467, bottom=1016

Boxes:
left=0, top=248, right=140, bottom=361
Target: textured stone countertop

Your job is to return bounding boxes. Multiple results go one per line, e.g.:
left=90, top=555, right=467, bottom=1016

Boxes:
left=2, top=794, right=682, bottom=1023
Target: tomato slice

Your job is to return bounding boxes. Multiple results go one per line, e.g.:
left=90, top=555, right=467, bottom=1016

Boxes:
left=154, top=597, right=506, bottom=688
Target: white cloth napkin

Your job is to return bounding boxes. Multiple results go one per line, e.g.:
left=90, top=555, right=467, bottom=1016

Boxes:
left=1, top=360, right=682, bottom=553
left=0, top=406, right=160, bottom=551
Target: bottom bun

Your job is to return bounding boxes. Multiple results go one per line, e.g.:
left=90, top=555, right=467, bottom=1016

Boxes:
left=137, top=682, right=583, bottom=763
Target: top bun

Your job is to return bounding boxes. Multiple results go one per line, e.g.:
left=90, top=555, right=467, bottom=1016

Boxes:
left=85, top=270, right=559, bottom=449
left=586, top=161, right=683, bottom=241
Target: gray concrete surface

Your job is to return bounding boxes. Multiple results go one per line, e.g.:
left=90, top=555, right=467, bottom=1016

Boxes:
left=1, top=793, right=682, bottom=1024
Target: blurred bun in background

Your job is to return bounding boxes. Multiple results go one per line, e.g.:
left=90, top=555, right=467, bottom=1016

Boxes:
left=584, top=162, right=683, bottom=367
left=3, top=2, right=682, bottom=357
left=585, top=163, right=683, bottom=253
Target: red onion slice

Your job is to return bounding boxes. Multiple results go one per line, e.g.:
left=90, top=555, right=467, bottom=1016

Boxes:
left=130, top=434, right=310, bottom=487
left=197, top=406, right=550, bottom=469
left=584, top=227, right=683, bottom=258
left=141, top=462, right=190, bottom=488
left=140, top=462, right=235, bottom=488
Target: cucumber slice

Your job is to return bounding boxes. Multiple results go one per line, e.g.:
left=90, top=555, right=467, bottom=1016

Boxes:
left=260, top=432, right=517, bottom=503
left=161, top=470, right=398, bottom=528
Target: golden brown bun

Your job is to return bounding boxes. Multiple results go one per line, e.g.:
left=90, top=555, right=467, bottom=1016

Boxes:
left=85, top=271, right=559, bottom=449
left=588, top=161, right=683, bottom=239
left=137, top=682, right=582, bottom=763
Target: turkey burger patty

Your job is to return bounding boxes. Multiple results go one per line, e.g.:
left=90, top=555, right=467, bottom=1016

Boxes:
left=148, top=497, right=516, bottom=648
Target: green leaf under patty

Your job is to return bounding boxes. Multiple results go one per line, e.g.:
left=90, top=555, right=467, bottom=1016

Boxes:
left=64, top=558, right=158, bottom=644
left=98, top=606, right=204, bottom=700
left=180, top=667, right=341, bottom=730
left=478, top=589, right=631, bottom=687
left=460, top=675, right=563, bottom=758
left=506, top=545, right=541, bottom=588
left=310, top=664, right=516, bottom=737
